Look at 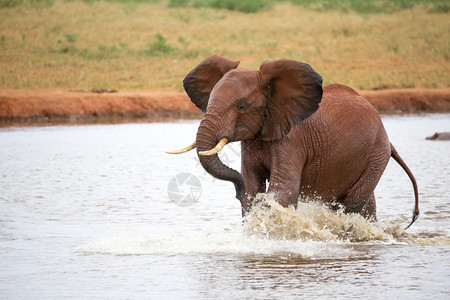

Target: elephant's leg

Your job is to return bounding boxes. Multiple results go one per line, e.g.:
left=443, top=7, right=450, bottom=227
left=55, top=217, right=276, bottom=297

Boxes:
left=267, top=169, right=301, bottom=208
left=266, top=151, right=304, bottom=208
left=366, top=193, right=377, bottom=220
left=342, top=152, right=388, bottom=220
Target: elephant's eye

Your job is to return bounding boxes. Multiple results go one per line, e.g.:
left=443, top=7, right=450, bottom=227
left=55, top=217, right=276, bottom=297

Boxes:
left=237, top=99, right=249, bottom=111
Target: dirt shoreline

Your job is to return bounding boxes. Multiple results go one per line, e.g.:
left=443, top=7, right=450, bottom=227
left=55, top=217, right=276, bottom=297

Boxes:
left=1, top=88, right=449, bottom=126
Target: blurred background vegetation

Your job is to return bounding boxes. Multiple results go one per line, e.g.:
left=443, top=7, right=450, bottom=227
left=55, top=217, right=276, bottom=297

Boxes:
left=0, top=0, right=449, bottom=90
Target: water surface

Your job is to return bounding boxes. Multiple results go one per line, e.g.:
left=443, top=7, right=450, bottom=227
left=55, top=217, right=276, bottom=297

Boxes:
left=0, top=114, right=449, bottom=298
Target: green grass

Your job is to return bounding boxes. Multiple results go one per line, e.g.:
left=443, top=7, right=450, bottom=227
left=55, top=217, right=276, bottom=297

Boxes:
left=2, top=0, right=449, bottom=13
left=0, top=0, right=448, bottom=90
left=145, top=33, right=177, bottom=55
left=289, top=0, right=449, bottom=14
left=0, top=0, right=54, bottom=8
left=179, top=0, right=450, bottom=14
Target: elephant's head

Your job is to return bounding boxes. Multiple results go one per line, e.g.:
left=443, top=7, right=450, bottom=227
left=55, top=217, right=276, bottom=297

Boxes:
left=168, top=55, right=323, bottom=201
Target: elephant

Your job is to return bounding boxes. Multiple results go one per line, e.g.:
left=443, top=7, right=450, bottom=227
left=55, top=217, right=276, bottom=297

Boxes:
left=426, top=132, right=450, bottom=140
left=167, top=55, right=419, bottom=229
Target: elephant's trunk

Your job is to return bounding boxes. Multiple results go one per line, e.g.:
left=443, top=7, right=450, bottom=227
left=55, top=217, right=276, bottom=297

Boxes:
left=196, top=118, right=245, bottom=201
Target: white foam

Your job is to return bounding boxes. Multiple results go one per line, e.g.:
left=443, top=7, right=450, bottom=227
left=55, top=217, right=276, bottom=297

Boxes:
left=244, top=194, right=387, bottom=242
left=81, top=228, right=355, bottom=259
left=81, top=194, right=449, bottom=256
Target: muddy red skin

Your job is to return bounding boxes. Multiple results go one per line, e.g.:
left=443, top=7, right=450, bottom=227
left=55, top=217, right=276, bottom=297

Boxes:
left=182, top=55, right=419, bottom=226
left=239, top=84, right=392, bottom=218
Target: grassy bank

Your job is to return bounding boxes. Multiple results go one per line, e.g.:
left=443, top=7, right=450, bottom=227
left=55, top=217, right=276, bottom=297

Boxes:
left=0, top=0, right=449, bottom=91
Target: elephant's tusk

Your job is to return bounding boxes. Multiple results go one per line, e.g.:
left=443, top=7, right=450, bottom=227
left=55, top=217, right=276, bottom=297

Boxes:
left=198, top=137, right=228, bottom=156
left=165, top=142, right=197, bottom=154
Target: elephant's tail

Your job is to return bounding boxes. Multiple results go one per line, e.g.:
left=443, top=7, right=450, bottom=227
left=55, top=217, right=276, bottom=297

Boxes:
left=390, top=143, right=419, bottom=229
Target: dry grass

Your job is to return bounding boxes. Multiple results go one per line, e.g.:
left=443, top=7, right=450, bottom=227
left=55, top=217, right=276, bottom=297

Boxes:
left=0, top=1, right=449, bottom=91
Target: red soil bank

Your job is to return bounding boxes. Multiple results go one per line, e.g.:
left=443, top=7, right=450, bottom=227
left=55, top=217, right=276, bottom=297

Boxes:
left=0, top=88, right=449, bottom=125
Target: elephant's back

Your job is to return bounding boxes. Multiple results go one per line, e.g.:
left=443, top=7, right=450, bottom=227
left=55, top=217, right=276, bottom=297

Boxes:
left=319, top=83, right=380, bottom=122
left=311, top=83, right=386, bottom=146
left=295, top=83, right=390, bottom=201
left=297, top=83, right=384, bottom=147
left=322, top=83, right=360, bottom=97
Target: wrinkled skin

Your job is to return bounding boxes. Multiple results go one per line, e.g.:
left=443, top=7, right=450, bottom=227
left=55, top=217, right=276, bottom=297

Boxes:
left=245, top=84, right=399, bottom=218
left=181, top=55, right=419, bottom=223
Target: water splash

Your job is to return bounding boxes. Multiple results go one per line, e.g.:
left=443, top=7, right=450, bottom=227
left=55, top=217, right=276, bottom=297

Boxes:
left=81, top=194, right=449, bottom=256
left=243, top=193, right=385, bottom=242
left=81, top=228, right=355, bottom=258
left=384, top=224, right=450, bottom=246
left=243, top=193, right=450, bottom=246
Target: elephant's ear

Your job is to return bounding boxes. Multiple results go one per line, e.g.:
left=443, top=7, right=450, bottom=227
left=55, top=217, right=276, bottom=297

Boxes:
left=183, top=55, right=240, bottom=113
left=259, top=59, right=323, bottom=141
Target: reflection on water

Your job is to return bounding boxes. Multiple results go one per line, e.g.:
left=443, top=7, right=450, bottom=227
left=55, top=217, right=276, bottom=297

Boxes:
left=0, top=114, right=449, bottom=298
